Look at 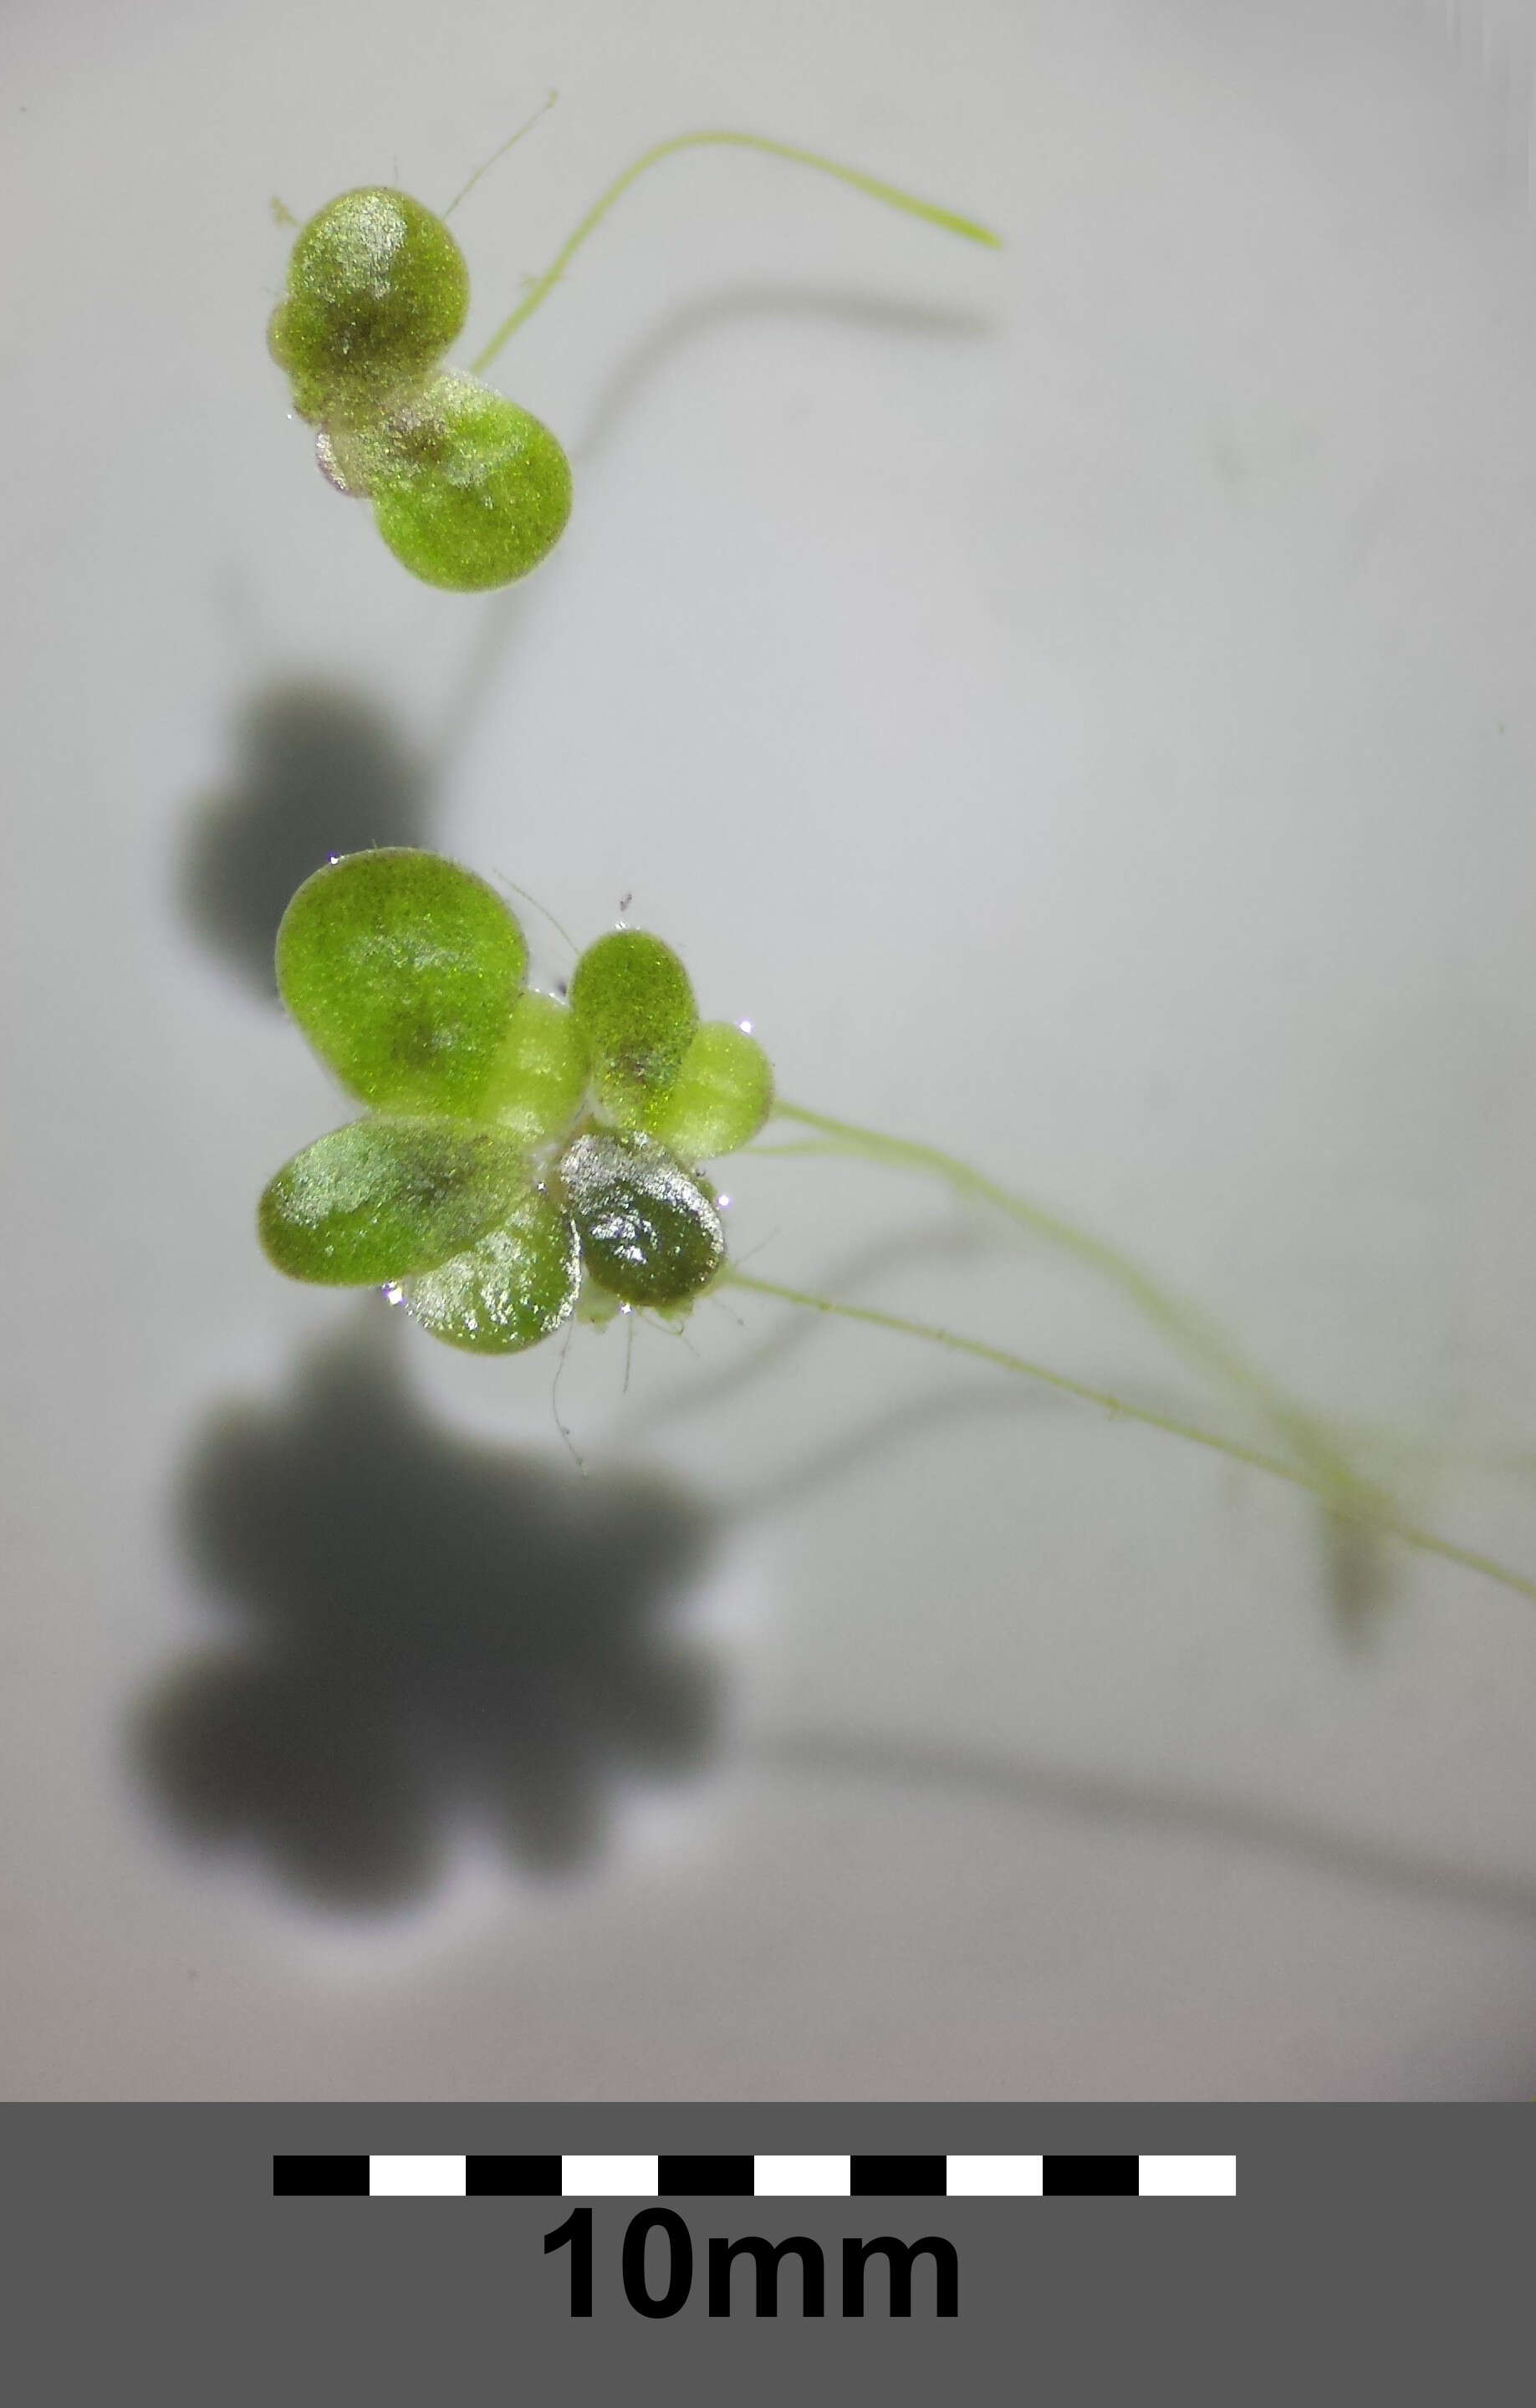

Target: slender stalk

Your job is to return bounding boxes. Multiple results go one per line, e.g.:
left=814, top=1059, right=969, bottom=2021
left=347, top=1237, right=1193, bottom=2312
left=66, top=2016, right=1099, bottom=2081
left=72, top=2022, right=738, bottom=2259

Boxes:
left=470, top=129, right=1001, bottom=370
left=443, top=91, right=559, bottom=219
left=724, top=1269, right=1536, bottom=1609
left=769, top=1100, right=1378, bottom=1516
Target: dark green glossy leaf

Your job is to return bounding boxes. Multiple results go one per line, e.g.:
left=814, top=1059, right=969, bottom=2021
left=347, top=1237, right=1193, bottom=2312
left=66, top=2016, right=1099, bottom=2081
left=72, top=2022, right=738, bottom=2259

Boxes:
left=559, top=1129, right=724, bottom=1309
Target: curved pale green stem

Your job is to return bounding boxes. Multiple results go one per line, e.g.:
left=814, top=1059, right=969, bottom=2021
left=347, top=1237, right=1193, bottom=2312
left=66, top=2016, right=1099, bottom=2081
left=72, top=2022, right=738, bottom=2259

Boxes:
left=769, top=1101, right=1379, bottom=1518
left=724, top=1269, right=1536, bottom=1610
left=470, top=129, right=1001, bottom=371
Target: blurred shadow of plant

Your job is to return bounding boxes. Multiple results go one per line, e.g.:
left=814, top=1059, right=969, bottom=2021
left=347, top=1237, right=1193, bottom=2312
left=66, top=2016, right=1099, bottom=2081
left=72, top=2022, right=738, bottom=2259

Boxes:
left=180, top=685, right=429, bottom=996
left=135, top=1313, right=719, bottom=1905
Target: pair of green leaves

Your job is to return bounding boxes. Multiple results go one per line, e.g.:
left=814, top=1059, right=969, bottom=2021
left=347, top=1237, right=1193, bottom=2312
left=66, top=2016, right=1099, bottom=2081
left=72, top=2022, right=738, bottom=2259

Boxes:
left=269, top=189, right=572, bottom=590
left=268, top=138, right=1002, bottom=588
left=567, top=929, right=773, bottom=1155
left=259, top=849, right=773, bottom=1351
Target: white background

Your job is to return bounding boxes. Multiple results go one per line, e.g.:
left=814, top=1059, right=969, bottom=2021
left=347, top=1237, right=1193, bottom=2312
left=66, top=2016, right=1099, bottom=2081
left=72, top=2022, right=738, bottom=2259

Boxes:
left=3, top=0, right=1535, bottom=2098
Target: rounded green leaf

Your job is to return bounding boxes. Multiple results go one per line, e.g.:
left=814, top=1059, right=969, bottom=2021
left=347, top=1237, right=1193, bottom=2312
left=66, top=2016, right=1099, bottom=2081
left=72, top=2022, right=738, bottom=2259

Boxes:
left=640, top=1021, right=773, bottom=1159
left=276, top=849, right=527, bottom=1116
left=477, top=990, right=591, bottom=1142
left=259, top=1115, right=530, bottom=1286
left=272, top=189, right=469, bottom=421
left=402, top=1190, right=581, bottom=1353
left=268, top=304, right=332, bottom=424
left=568, top=928, right=697, bottom=1120
left=559, top=1130, right=724, bottom=1309
left=370, top=373, right=573, bottom=591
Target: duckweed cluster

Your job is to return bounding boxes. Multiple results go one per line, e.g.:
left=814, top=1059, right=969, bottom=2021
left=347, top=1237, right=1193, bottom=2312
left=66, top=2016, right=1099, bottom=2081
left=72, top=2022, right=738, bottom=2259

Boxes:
left=269, top=130, right=1002, bottom=589
left=269, top=189, right=572, bottom=589
left=259, top=848, right=773, bottom=1350
left=244, top=153, right=1536, bottom=1615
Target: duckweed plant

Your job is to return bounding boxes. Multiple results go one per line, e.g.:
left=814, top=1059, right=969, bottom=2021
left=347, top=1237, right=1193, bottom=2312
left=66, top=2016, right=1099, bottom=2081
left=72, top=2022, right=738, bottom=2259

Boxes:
left=260, top=848, right=771, bottom=1348
left=268, top=130, right=1000, bottom=589
left=259, top=846, right=1536, bottom=1614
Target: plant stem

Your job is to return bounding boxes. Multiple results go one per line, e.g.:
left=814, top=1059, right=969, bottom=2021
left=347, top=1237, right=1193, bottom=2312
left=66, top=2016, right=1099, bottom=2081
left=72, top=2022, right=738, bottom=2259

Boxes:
left=770, top=1100, right=1376, bottom=1516
left=470, top=129, right=1001, bottom=370
left=723, top=1268, right=1536, bottom=1609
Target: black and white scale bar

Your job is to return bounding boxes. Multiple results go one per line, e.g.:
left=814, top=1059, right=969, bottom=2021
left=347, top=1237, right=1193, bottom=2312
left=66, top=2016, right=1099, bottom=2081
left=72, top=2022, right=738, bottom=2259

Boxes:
left=273, top=2153, right=1235, bottom=2198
